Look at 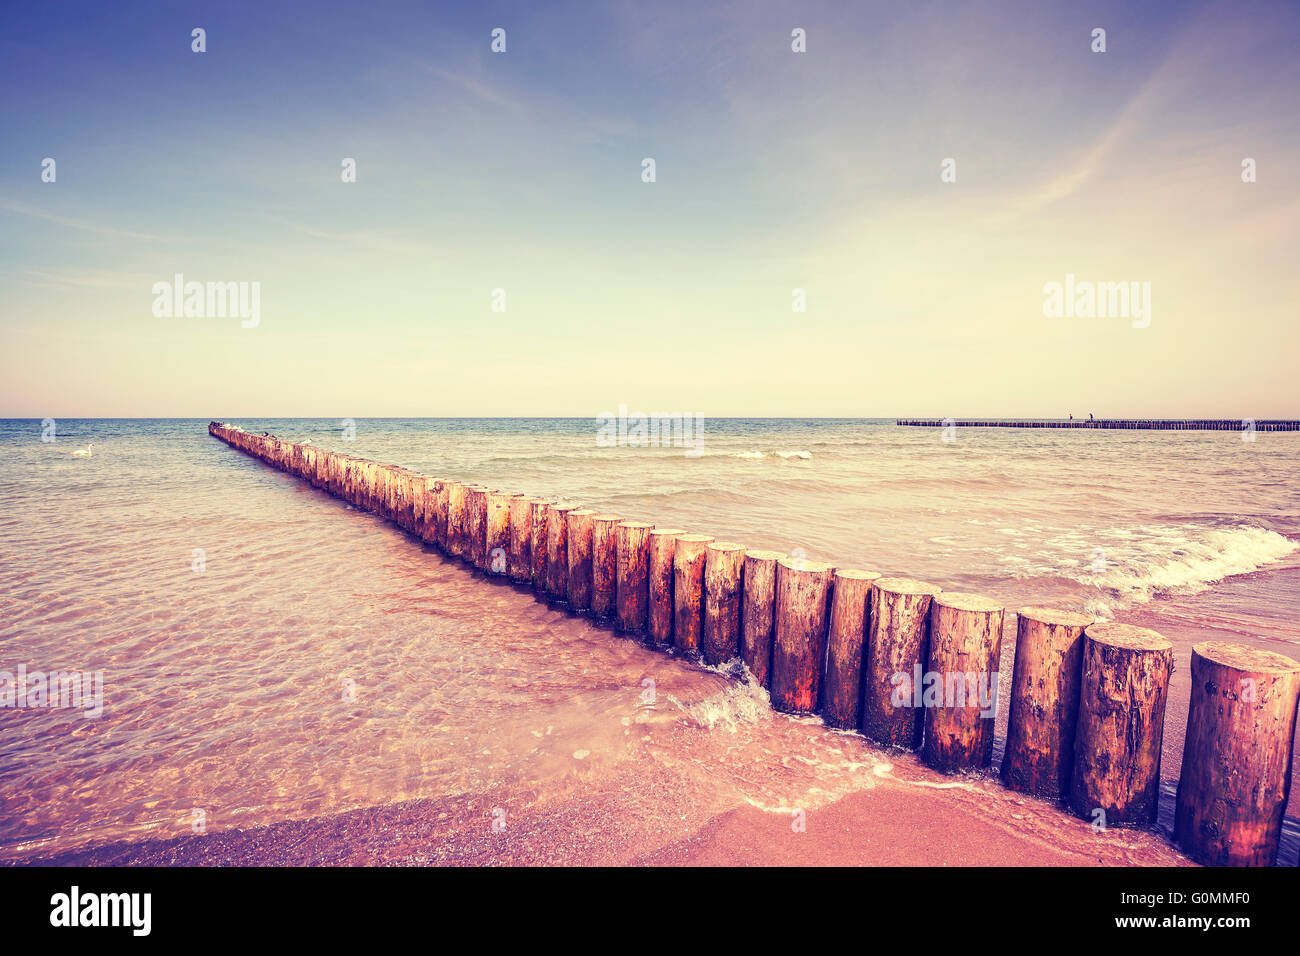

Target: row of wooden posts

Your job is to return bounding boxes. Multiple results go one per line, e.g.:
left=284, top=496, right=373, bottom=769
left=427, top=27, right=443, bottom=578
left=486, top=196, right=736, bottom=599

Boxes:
left=897, top=419, right=1300, bottom=431
left=209, top=422, right=1300, bottom=867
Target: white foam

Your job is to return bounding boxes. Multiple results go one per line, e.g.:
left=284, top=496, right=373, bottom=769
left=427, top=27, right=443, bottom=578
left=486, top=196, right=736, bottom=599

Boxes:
left=1078, top=524, right=1296, bottom=604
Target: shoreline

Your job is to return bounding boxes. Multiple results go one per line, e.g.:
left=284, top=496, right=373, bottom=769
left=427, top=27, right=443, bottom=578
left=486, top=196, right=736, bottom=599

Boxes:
left=6, top=746, right=1191, bottom=868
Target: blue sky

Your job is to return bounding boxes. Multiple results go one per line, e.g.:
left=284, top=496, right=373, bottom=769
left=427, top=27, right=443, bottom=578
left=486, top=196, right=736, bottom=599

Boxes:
left=2, top=0, right=1298, bottom=416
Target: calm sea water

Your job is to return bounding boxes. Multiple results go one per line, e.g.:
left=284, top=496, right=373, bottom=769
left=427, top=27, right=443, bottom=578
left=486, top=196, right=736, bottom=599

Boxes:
left=2, top=418, right=1297, bottom=862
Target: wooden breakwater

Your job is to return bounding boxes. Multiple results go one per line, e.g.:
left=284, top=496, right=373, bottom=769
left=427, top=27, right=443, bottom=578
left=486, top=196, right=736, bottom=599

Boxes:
left=897, top=418, right=1300, bottom=431
left=208, top=421, right=1300, bottom=866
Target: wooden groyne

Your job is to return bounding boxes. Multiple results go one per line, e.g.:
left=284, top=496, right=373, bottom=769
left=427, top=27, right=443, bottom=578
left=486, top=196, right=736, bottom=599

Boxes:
left=208, top=421, right=1300, bottom=866
left=897, top=418, right=1300, bottom=431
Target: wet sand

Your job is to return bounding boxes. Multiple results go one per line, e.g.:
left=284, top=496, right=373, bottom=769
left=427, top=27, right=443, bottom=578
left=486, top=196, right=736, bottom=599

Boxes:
left=11, top=748, right=1188, bottom=867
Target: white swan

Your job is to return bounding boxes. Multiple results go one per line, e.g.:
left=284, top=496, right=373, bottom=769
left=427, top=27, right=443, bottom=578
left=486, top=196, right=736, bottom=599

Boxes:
left=71, top=443, right=94, bottom=457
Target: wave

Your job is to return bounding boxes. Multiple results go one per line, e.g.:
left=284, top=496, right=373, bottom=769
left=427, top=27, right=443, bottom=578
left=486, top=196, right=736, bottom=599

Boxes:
left=689, top=449, right=812, bottom=461
left=1071, top=524, right=1297, bottom=605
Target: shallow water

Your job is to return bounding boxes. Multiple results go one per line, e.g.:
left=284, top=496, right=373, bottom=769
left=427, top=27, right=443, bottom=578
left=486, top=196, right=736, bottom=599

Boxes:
left=1, top=418, right=1297, bottom=863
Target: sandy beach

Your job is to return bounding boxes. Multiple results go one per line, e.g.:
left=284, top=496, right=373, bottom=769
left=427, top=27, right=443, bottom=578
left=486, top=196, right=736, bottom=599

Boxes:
left=11, top=742, right=1189, bottom=867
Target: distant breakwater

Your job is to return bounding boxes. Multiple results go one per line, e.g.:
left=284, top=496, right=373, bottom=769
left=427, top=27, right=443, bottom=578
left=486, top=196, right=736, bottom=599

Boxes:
left=897, top=419, right=1300, bottom=431
left=209, top=421, right=1300, bottom=866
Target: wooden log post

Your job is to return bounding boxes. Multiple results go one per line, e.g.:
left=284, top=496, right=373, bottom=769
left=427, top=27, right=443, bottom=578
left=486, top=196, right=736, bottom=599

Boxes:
left=590, top=515, right=623, bottom=623
left=921, top=592, right=1005, bottom=773
left=466, top=486, right=489, bottom=569
left=770, top=557, right=835, bottom=714
left=409, top=475, right=427, bottom=537
left=352, top=460, right=365, bottom=507
left=388, top=467, right=405, bottom=523
left=673, top=534, right=715, bottom=656
left=421, top=476, right=438, bottom=540
left=400, top=470, right=418, bottom=530
left=384, top=466, right=402, bottom=521
left=703, top=542, right=746, bottom=666
left=475, top=487, right=496, bottom=570
left=445, top=482, right=467, bottom=558
left=360, top=461, right=376, bottom=512
left=334, top=455, right=350, bottom=499
left=414, top=475, right=432, bottom=541
left=345, top=457, right=360, bottom=506
left=459, top=485, right=479, bottom=563
left=368, top=463, right=386, bottom=515
left=321, top=451, right=335, bottom=493
left=1000, top=607, right=1094, bottom=798
left=306, top=448, right=321, bottom=488
left=740, top=550, right=785, bottom=687
left=1068, top=622, right=1174, bottom=828
left=395, top=470, right=415, bottom=532
left=530, top=502, right=552, bottom=594
left=372, top=461, right=387, bottom=515
left=545, top=503, right=580, bottom=604
left=486, top=492, right=515, bottom=575
left=647, top=529, right=685, bottom=646
left=1174, top=642, right=1300, bottom=866
left=861, top=577, right=942, bottom=748
left=820, top=569, right=880, bottom=729
left=324, top=452, right=340, bottom=496
left=433, top=479, right=450, bottom=550
left=566, top=509, right=598, bottom=613
left=615, top=521, right=653, bottom=634
left=508, top=496, right=539, bottom=583
left=387, top=468, right=405, bottom=528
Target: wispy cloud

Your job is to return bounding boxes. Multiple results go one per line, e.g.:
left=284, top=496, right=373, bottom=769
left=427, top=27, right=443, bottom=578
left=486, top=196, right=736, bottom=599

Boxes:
left=0, top=197, right=182, bottom=243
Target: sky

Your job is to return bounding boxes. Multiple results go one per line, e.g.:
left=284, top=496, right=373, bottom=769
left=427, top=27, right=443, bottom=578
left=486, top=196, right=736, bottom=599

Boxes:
left=1, top=0, right=1297, bottom=418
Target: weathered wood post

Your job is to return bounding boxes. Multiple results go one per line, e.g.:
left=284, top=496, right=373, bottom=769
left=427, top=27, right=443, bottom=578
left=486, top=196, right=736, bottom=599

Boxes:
left=334, top=455, right=351, bottom=500
left=465, top=486, right=488, bottom=568
left=370, top=463, right=388, bottom=516
left=530, top=502, right=552, bottom=593
left=615, top=521, right=653, bottom=634
left=820, top=569, right=880, bottom=729
left=1069, top=622, right=1174, bottom=828
left=414, top=474, right=432, bottom=540
left=673, top=534, right=715, bottom=656
left=591, top=515, right=623, bottom=623
left=770, top=557, right=834, bottom=714
left=408, top=475, right=426, bottom=537
left=648, top=529, right=685, bottom=646
left=566, top=509, right=598, bottom=613
left=306, top=448, right=321, bottom=488
left=344, top=456, right=358, bottom=505
left=427, top=479, right=448, bottom=548
left=362, top=461, right=378, bottom=513
left=545, top=503, right=580, bottom=603
left=703, top=542, right=746, bottom=666
left=1000, top=607, right=1094, bottom=798
left=861, top=578, right=942, bottom=748
left=1174, top=642, right=1300, bottom=866
left=394, top=469, right=415, bottom=531
left=392, top=467, right=407, bottom=524
left=740, top=550, right=785, bottom=687
left=367, top=458, right=384, bottom=512
left=396, top=471, right=415, bottom=531
left=476, top=487, right=496, bottom=570
left=921, top=592, right=1005, bottom=773
left=508, top=496, right=539, bottom=583
left=324, top=452, right=340, bottom=496
left=486, top=492, right=515, bottom=575
left=445, top=482, right=467, bottom=558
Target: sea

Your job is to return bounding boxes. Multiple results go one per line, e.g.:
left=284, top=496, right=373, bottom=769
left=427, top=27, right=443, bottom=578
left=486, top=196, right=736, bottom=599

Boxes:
left=2, top=418, right=1297, bottom=863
